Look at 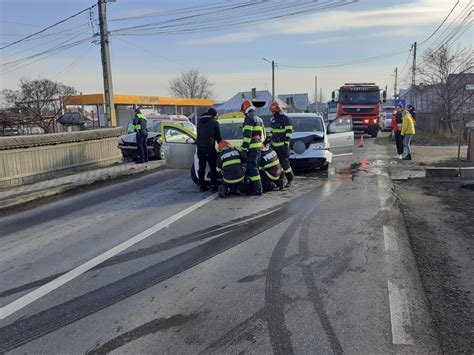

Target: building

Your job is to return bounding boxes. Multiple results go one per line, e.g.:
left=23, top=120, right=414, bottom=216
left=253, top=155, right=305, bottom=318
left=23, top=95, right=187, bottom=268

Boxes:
left=63, top=93, right=214, bottom=128
left=278, top=93, right=310, bottom=112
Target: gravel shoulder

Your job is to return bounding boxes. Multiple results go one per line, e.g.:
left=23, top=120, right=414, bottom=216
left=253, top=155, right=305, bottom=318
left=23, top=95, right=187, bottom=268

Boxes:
left=393, top=180, right=474, bottom=354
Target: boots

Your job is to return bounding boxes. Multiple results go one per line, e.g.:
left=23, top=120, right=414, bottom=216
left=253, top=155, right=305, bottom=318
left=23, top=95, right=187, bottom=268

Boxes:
left=404, top=154, right=412, bottom=160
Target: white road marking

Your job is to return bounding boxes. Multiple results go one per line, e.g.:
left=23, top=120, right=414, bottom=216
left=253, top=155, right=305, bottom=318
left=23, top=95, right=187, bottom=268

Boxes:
left=388, top=280, right=414, bottom=345
left=378, top=177, right=391, bottom=211
left=0, top=194, right=217, bottom=321
left=383, top=225, right=398, bottom=252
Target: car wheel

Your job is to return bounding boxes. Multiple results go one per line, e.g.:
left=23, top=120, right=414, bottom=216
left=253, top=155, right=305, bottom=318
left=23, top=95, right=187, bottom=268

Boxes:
left=122, top=151, right=134, bottom=162
left=371, top=130, right=378, bottom=138
left=190, top=163, right=200, bottom=185
left=154, top=143, right=163, bottom=160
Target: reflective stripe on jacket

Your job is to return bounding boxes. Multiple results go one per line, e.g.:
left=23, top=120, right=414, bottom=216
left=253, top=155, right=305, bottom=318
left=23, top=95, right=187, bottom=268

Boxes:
left=242, top=111, right=264, bottom=151
left=259, top=148, right=282, bottom=181
left=268, top=112, right=292, bottom=148
left=132, top=113, right=147, bottom=134
left=216, top=147, right=244, bottom=184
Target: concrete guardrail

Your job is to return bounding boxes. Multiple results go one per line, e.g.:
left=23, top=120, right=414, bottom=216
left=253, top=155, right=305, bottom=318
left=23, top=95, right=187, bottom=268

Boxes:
left=0, top=128, right=124, bottom=188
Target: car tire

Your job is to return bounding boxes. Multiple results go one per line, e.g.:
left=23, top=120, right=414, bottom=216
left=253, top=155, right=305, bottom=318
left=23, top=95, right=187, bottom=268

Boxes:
left=190, top=163, right=200, bottom=185
left=371, top=130, right=378, bottom=138
left=122, top=151, right=134, bottom=162
left=154, top=143, right=163, bottom=160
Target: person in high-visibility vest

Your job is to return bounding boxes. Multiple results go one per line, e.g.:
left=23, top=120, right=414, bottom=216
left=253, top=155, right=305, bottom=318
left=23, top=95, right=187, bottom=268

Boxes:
left=241, top=100, right=264, bottom=195
left=216, top=140, right=244, bottom=197
left=259, top=145, right=284, bottom=192
left=132, top=107, right=148, bottom=163
left=265, top=101, right=294, bottom=187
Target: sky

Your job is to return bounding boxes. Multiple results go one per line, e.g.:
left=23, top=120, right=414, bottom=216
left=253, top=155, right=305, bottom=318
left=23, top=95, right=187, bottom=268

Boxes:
left=0, top=0, right=472, bottom=102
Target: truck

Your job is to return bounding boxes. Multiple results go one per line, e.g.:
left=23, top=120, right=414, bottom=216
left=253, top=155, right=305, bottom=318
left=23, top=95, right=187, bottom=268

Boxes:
left=331, top=83, right=386, bottom=137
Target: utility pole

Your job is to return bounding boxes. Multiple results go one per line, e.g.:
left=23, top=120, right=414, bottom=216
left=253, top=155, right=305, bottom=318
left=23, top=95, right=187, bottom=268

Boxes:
left=394, top=67, right=398, bottom=99
left=263, top=58, right=276, bottom=101
left=315, top=75, right=318, bottom=103
left=98, top=0, right=116, bottom=127
left=411, top=41, right=417, bottom=105
left=320, top=88, right=323, bottom=103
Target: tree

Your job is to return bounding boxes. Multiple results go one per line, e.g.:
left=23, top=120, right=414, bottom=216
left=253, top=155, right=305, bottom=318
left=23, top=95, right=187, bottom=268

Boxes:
left=418, top=45, right=473, bottom=133
left=169, top=70, right=214, bottom=99
left=1, top=78, right=76, bottom=134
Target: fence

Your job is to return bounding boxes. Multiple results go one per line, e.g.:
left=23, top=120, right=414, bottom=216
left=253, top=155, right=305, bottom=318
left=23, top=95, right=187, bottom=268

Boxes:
left=0, top=128, right=123, bottom=188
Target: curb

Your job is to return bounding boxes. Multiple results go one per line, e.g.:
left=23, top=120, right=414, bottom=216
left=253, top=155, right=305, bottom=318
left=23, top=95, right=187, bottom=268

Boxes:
left=425, top=166, right=474, bottom=179
left=0, top=161, right=166, bottom=212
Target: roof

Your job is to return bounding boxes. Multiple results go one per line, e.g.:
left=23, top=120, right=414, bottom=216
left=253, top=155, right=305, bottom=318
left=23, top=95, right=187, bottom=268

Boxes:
left=216, top=90, right=286, bottom=116
left=57, top=112, right=90, bottom=125
left=63, top=93, right=213, bottom=107
left=278, top=93, right=309, bottom=111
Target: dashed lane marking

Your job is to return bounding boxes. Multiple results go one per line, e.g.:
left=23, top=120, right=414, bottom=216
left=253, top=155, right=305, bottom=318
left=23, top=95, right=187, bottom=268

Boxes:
left=383, top=225, right=398, bottom=252
left=0, top=194, right=217, bottom=321
left=387, top=280, right=414, bottom=345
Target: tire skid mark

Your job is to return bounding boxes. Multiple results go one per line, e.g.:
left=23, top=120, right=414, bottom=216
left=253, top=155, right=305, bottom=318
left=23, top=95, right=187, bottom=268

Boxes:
left=0, top=204, right=287, bottom=300
left=0, top=205, right=293, bottom=353
left=299, top=211, right=344, bottom=354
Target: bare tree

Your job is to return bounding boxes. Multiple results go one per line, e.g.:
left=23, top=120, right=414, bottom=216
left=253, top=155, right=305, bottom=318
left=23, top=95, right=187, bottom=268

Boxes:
left=1, top=78, right=76, bottom=134
left=418, top=45, right=473, bottom=133
left=169, top=70, right=214, bottom=99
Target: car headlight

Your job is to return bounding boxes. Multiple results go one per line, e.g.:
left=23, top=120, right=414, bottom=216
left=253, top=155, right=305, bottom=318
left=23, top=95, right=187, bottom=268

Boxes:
left=312, top=142, right=328, bottom=150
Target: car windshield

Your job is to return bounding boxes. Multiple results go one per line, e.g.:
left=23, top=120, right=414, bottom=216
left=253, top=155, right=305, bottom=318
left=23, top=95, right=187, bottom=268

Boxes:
left=127, top=120, right=194, bottom=134
left=220, top=123, right=243, bottom=140
left=291, top=116, right=324, bottom=132
left=339, top=90, right=380, bottom=104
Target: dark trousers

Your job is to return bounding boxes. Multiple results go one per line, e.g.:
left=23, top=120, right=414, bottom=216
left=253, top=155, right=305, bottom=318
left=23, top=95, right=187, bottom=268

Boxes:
left=275, top=146, right=294, bottom=182
left=246, top=149, right=262, bottom=193
left=394, top=131, right=404, bottom=155
left=198, top=148, right=217, bottom=187
left=136, top=133, right=149, bottom=162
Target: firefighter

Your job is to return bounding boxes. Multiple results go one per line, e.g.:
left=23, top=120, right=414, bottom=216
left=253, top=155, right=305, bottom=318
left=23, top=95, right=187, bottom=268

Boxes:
left=216, top=140, right=245, bottom=198
left=259, top=145, right=284, bottom=192
left=241, top=100, right=264, bottom=195
left=132, top=107, right=148, bottom=163
left=265, top=101, right=294, bottom=187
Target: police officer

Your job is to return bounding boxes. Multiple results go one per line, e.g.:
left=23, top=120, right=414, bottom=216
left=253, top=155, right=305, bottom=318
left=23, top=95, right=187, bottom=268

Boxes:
left=132, top=107, right=148, bottom=163
left=266, top=101, right=294, bottom=187
left=241, top=100, right=264, bottom=195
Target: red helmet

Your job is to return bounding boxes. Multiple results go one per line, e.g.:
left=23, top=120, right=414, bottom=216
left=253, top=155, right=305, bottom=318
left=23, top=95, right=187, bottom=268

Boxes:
left=270, top=101, right=281, bottom=113
left=240, top=100, right=255, bottom=114
left=218, top=140, right=231, bottom=151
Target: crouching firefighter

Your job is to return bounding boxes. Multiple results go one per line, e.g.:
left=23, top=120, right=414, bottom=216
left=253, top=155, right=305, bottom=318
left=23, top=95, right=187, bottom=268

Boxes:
left=260, top=145, right=284, bottom=192
left=216, top=140, right=245, bottom=198
left=265, top=101, right=294, bottom=187
left=241, top=100, right=264, bottom=195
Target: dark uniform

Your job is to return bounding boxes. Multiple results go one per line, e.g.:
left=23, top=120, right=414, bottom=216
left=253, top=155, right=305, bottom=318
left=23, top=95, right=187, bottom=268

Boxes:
left=394, top=111, right=404, bottom=156
left=242, top=109, right=264, bottom=195
left=216, top=146, right=244, bottom=196
left=132, top=111, right=148, bottom=163
left=267, top=111, right=294, bottom=186
left=259, top=147, right=283, bottom=192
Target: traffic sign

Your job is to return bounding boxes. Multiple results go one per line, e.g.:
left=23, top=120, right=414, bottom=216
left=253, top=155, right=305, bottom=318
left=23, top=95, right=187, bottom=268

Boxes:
left=394, top=99, right=406, bottom=108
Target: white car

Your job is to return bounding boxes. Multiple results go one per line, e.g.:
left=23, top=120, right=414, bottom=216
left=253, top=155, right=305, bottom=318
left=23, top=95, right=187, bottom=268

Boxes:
left=287, top=113, right=354, bottom=170
left=380, top=106, right=395, bottom=131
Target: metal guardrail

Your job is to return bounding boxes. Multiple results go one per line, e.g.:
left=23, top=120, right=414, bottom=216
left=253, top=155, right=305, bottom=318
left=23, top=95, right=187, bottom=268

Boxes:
left=0, top=128, right=124, bottom=150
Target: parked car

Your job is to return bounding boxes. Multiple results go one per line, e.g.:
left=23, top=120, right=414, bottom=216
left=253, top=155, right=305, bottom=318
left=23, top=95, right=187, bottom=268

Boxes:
left=288, top=113, right=354, bottom=171
left=380, top=106, right=395, bottom=131
left=117, top=115, right=195, bottom=162
left=160, top=113, right=266, bottom=184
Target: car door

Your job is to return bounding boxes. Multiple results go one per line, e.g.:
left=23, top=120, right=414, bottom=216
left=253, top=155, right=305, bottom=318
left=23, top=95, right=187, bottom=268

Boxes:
left=161, top=123, right=196, bottom=169
left=326, top=116, right=354, bottom=156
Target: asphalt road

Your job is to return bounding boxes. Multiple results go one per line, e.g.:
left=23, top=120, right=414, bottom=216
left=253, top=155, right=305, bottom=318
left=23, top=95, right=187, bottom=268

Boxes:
left=0, top=138, right=440, bottom=354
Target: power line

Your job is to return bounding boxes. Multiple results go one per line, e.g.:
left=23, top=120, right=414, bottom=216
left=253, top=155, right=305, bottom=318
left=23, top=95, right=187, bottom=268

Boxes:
left=0, top=4, right=96, bottom=50
left=51, top=43, right=95, bottom=80
left=419, top=0, right=460, bottom=46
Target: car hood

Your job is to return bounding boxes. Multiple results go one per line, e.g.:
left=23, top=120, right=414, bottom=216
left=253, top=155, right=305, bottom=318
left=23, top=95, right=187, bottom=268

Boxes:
left=120, top=132, right=159, bottom=143
left=291, top=131, right=325, bottom=140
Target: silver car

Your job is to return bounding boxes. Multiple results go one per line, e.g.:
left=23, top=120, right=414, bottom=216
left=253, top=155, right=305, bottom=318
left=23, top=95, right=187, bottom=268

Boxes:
left=117, top=118, right=196, bottom=162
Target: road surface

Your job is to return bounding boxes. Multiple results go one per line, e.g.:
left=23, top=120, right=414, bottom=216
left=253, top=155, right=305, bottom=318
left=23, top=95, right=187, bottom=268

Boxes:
left=0, top=139, right=439, bottom=354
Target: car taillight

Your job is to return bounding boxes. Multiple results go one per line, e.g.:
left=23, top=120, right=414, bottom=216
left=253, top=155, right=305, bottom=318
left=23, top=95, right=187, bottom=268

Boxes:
left=364, top=119, right=369, bottom=124
left=373, top=119, right=378, bottom=123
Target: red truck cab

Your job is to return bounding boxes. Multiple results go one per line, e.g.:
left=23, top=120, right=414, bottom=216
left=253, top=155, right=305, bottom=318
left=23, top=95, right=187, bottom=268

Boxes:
left=332, top=83, right=386, bottom=137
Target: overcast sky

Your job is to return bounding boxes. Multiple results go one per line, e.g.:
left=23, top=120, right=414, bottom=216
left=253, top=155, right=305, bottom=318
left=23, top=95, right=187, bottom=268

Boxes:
left=0, top=0, right=472, bottom=102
